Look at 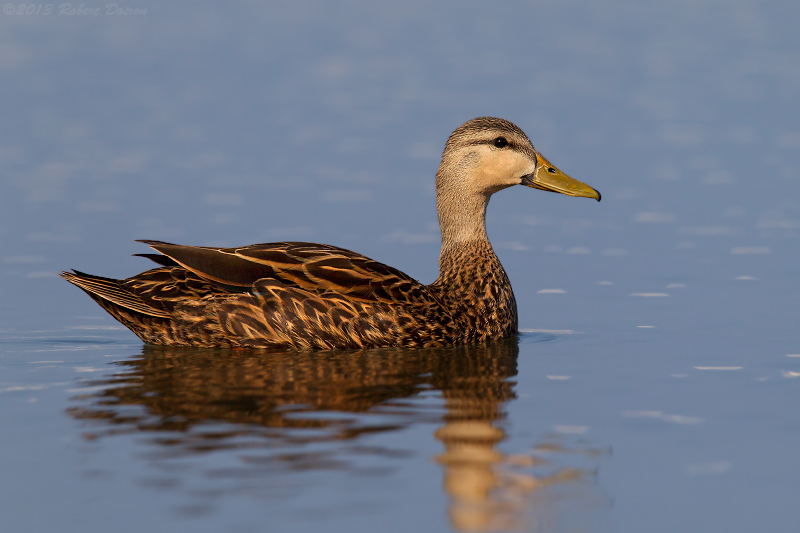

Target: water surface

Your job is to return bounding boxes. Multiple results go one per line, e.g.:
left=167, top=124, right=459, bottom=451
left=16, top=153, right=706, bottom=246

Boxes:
left=1, top=1, right=799, bottom=531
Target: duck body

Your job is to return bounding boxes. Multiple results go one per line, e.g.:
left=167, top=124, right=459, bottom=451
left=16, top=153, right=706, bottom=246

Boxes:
left=63, top=118, right=599, bottom=349
left=64, top=239, right=516, bottom=349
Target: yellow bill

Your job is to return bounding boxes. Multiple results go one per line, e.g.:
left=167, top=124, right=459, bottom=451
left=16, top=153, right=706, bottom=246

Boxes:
left=521, top=152, right=601, bottom=201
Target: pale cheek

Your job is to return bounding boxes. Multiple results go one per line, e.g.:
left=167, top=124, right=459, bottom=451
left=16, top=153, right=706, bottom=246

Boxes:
left=471, top=151, right=536, bottom=192
left=493, top=159, right=535, bottom=187
left=510, top=157, right=536, bottom=178
left=476, top=170, right=521, bottom=193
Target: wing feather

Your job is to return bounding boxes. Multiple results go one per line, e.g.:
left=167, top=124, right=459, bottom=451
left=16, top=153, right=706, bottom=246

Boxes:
left=138, top=240, right=437, bottom=306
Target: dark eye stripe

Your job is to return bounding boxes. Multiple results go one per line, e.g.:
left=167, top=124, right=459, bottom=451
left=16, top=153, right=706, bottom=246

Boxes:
left=456, top=137, right=536, bottom=161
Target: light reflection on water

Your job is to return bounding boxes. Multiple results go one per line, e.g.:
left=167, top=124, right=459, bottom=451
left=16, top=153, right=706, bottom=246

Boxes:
left=66, top=339, right=607, bottom=531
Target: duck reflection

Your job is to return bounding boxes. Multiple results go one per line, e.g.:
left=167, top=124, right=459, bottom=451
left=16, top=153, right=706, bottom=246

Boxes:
left=68, top=338, right=604, bottom=531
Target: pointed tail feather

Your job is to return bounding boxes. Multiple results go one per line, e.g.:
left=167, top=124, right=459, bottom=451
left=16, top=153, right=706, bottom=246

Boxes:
left=61, top=270, right=172, bottom=318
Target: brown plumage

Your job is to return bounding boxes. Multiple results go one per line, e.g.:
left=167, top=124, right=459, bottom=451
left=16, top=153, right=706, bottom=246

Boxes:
left=62, top=117, right=600, bottom=349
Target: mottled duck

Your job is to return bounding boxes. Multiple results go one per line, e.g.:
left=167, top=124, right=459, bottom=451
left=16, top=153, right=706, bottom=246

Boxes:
left=62, top=117, right=600, bottom=349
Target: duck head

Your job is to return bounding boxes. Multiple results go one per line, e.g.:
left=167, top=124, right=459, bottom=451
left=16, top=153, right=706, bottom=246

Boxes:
left=435, top=117, right=600, bottom=245
left=437, top=117, right=600, bottom=201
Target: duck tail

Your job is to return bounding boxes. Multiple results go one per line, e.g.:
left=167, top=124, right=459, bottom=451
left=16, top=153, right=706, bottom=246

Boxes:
left=61, top=270, right=172, bottom=319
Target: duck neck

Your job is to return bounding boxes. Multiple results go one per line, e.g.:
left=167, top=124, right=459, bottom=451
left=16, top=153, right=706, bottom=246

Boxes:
left=437, top=189, right=491, bottom=252
left=435, top=163, right=513, bottom=281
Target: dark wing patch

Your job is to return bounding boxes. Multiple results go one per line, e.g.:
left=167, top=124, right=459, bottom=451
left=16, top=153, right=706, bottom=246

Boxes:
left=139, top=241, right=277, bottom=288
left=133, top=253, right=179, bottom=267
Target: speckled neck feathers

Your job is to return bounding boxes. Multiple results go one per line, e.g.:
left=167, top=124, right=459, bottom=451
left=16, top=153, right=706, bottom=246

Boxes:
left=431, top=240, right=518, bottom=345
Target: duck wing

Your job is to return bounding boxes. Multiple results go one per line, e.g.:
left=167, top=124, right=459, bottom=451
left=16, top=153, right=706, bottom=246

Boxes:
left=64, top=241, right=452, bottom=348
left=137, top=240, right=438, bottom=306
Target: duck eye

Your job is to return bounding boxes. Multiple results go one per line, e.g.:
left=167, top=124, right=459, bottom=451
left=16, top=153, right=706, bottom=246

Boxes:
left=493, top=137, right=508, bottom=148
left=547, top=167, right=557, bottom=174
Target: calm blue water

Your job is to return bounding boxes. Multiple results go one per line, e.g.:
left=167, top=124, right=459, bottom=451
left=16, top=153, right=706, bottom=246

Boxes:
left=1, top=1, right=799, bottom=531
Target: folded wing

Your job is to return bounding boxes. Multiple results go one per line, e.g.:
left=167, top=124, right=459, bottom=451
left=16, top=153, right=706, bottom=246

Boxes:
left=138, top=240, right=439, bottom=307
